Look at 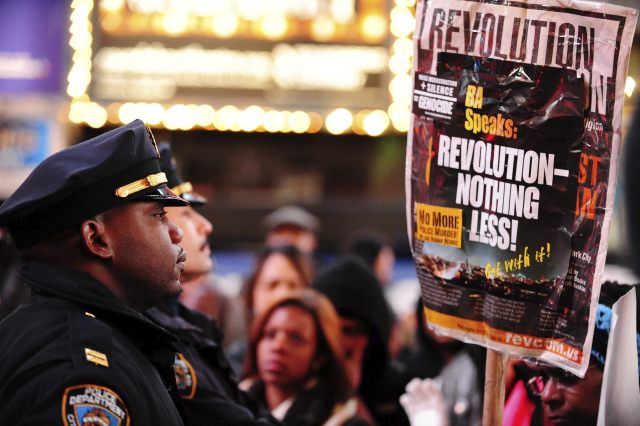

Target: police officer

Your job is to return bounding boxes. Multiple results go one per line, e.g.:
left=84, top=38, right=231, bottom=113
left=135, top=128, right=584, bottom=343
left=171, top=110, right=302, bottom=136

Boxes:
left=0, top=120, right=188, bottom=425
left=146, top=144, right=279, bottom=426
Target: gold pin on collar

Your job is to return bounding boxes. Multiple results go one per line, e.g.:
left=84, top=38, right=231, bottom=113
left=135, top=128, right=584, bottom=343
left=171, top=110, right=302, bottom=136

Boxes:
left=85, top=348, right=109, bottom=367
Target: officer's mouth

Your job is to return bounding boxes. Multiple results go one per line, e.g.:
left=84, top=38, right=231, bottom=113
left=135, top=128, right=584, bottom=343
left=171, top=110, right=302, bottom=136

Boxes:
left=177, top=250, right=187, bottom=266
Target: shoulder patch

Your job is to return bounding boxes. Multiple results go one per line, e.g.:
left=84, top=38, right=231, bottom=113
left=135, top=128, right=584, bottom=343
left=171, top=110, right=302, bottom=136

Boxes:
left=174, top=353, right=197, bottom=399
left=62, top=384, right=129, bottom=426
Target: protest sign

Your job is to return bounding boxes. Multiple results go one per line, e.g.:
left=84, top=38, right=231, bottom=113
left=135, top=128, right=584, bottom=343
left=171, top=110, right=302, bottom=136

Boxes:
left=407, top=0, right=637, bottom=376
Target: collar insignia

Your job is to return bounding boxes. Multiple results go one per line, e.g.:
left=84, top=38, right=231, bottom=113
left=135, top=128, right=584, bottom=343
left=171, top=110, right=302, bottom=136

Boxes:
left=85, top=348, right=109, bottom=368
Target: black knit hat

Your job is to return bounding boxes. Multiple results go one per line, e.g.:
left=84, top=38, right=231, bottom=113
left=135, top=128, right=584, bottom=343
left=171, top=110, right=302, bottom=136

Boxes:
left=312, top=256, right=392, bottom=362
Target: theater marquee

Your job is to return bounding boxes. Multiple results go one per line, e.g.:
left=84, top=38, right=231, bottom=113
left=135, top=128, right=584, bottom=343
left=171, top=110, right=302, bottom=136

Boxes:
left=67, top=0, right=416, bottom=135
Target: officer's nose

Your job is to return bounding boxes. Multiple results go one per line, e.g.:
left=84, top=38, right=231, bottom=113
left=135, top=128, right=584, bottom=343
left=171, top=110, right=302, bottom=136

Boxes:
left=169, top=220, right=183, bottom=244
left=195, top=211, right=213, bottom=236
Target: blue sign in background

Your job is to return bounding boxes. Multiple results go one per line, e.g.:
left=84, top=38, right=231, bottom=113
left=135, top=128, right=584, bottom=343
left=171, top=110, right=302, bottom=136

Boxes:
left=0, top=0, right=68, bottom=94
left=0, top=120, right=49, bottom=169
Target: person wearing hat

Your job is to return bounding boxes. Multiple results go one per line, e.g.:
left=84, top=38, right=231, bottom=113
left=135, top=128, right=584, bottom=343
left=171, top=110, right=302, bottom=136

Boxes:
left=262, top=205, right=320, bottom=257
left=313, top=256, right=409, bottom=426
left=0, top=120, right=189, bottom=424
left=146, top=143, right=278, bottom=426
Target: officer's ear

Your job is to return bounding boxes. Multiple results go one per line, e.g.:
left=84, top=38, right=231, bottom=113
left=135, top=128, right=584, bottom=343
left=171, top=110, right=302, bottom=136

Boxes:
left=81, top=214, right=114, bottom=259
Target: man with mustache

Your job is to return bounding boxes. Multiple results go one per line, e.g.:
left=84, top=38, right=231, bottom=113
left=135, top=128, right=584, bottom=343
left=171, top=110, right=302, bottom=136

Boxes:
left=146, top=144, right=279, bottom=426
left=0, top=120, right=189, bottom=424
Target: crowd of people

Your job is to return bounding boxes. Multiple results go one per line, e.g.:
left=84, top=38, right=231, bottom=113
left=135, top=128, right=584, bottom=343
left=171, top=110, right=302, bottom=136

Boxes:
left=0, top=119, right=638, bottom=426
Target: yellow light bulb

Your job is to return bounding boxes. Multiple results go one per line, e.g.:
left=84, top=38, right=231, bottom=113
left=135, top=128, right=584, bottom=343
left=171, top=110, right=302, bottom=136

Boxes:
left=325, top=108, right=353, bottom=135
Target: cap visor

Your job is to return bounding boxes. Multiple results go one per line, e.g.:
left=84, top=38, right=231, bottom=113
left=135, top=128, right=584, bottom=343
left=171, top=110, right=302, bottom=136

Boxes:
left=180, top=191, right=208, bottom=206
left=129, top=185, right=189, bottom=206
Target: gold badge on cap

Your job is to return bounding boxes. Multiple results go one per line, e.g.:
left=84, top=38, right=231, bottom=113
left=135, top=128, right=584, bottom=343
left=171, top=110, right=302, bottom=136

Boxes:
left=85, top=348, right=109, bottom=367
left=171, top=182, right=194, bottom=197
left=114, top=172, right=168, bottom=198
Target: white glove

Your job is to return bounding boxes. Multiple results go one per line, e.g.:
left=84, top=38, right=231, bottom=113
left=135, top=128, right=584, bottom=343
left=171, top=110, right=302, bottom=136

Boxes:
left=399, top=378, right=449, bottom=426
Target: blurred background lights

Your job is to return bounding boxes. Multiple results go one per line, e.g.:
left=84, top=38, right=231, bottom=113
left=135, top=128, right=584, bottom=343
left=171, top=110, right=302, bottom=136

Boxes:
left=280, top=111, right=293, bottom=133
left=389, top=74, right=413, bottom=103
left=106, top=102, right=122, bottom=123
left=68, top=0, right=413, bottom=136
left=363, top=109, right=390, bottom=136
left=100, top=0, right=124, bottom=12
left=195, top=105, right=216, bottom=127
left=390, top=7, right=415, bottom=38
left=393, top=37, right=413, bottom=57
left=263, top=110, right=285, bottom=133
left=395, top=0, right=416, bottom=7
left=388, top=102, right=410, bottom=132
left=307, top=112, right=324, bottom=133
left=118, top=102, right=137, bottom=124
left=239, top=106, right=264, bottom=132
left=85, top=102, right=108, bottom=128
left=389, top=54, right=411, bottom=75
left=211, top=12, right=239, bottom=37
left=330, top=0, right=356, bottom=23
left=325, top=108, right=353, bottom=134
left=164, top=104, right=196, bottom=130
left=69, top=101, right=87, bottom=124
left=67, top=0, right=94, bottom=108
left=353, top=110, right=370, bottom=135
left=162, top=13, right=189, bottom=35
left=625, top=76, right=636, bottom=97
left=128, top=0, right=160, bottom=14
left=214, top=105, right=241, bottom=131
left=289, top=111, right=311, bottom=133
left=144, top=103, right=165, bottom=125
left=260, top=14, right=288, bottom=39
left=361, top=14, right=387, bottom=42
left=311, top=17, right=336, bottom=40
left=127, top=14, right=149, bottom=32
left=238, top=0, right=262, bottom=21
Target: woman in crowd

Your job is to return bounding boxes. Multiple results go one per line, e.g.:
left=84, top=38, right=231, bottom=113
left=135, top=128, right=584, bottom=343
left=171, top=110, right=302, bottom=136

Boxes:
left=226, top=245, right=312, bottom=373
left=243, top=245, right=313, bottom=320
left=240, top=289, right=369, bottom=426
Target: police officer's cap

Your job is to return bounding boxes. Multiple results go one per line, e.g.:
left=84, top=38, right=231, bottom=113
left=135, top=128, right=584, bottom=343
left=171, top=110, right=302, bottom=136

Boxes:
left=158, top=142, right=207, bottom=206
left=0, top=119, right=188, bottom=249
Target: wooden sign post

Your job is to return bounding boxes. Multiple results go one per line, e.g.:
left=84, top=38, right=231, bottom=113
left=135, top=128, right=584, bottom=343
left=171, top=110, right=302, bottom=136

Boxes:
left=482, top=350, right=508, bottom=426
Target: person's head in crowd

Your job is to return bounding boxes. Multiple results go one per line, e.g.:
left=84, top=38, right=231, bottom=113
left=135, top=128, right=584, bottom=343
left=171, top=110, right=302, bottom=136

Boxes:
left=0, top=120, right=188, bottom=311
left=244, top=245, right=312, bottom=320
left=528, top=282, right=640, bottom=425
left=342, top=229, right=395, bottom=285
left=158, top=143, right=213, bottom=283
left=415, top=299, right=464, bottom=356
left=262, top=206, right=320, bottom=256
left=313, top=256, right=393, bottom=390
left=242, top=289, right=353, bottom=421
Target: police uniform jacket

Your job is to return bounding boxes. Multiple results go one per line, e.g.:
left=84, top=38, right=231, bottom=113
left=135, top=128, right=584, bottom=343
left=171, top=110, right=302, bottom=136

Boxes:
left=146, top=301, right=279, bottom=426
left=0, top=260, right=186, bottom=426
